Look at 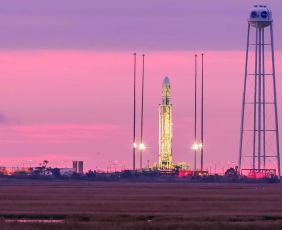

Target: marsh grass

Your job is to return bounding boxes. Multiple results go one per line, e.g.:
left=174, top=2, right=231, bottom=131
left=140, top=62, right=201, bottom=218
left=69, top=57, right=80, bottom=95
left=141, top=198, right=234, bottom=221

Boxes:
left=1, top=220, right=282, bottom=230
left=1, top=179, right=282, bottom=229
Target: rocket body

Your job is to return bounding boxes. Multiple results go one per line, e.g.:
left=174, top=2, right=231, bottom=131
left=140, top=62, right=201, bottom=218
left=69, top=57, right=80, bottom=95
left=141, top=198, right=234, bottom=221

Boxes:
left=159, top=77, right=173, bottom=169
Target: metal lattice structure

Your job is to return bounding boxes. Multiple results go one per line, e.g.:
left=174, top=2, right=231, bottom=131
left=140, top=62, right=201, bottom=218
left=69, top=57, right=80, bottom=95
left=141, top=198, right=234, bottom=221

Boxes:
left=239, top=5, right=280, bottom=178
left=159, top=77, right=173, bottom=169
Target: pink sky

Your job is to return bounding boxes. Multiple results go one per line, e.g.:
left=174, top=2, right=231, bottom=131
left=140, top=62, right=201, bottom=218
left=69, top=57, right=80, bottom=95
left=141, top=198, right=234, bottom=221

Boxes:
left=0, top=1, right=282, bottom=172
left=0, top=50, right=281, bottom=171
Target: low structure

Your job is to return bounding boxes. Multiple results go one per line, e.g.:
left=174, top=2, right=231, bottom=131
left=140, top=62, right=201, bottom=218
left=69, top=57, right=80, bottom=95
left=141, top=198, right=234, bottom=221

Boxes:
left=73, top=161, right=84, bottom=174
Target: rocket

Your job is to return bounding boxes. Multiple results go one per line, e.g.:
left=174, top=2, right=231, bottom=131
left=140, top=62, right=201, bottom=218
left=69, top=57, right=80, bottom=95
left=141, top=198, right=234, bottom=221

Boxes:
left=159, top=76, right=173, bottom=170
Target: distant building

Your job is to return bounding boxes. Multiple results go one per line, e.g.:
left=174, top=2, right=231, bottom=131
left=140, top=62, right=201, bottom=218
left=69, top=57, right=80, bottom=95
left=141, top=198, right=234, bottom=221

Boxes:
left=59, top=168, right=75, bottom=176
left=0, top=167, right=31, bottom=175
left=73, top=161, right=84, bottom=174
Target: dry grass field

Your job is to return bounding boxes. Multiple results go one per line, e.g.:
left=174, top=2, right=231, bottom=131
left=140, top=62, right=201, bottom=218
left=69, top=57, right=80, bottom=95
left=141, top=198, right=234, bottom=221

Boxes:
left=0, top=179, right=282, bottom=229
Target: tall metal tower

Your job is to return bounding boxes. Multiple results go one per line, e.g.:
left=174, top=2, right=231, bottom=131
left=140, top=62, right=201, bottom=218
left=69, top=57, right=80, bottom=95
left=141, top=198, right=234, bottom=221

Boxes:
left=192, top=54, right=205, bottom=172
left=132, top=53, right=137, bottom=170
left=140, top=54, right=145, bottom=169
left=239, top=5, right=280, bottom=178
left=159, top=77, right=173, bottom=169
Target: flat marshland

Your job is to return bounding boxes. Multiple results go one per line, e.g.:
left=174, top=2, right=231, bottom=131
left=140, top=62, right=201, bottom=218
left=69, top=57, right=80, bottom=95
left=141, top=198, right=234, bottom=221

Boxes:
left=0, top=179, right=282, bottom=229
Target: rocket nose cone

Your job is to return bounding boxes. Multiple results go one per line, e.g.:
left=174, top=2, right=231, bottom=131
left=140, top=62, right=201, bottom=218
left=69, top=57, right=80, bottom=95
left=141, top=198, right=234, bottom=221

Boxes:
left=163, top=76, right=170, bottom=86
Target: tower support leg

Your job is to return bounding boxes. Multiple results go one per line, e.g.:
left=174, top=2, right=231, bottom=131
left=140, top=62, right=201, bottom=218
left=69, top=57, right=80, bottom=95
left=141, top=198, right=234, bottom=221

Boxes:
left=239, top=24, right=251, bottom=170
left=252, top=28, right=258, bottom=170
left=270, top=24, right=281, bottom=179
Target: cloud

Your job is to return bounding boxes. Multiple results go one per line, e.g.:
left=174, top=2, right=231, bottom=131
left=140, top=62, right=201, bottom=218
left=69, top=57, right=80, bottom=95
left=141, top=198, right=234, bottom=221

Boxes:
left=0, top=112, right=8, bottom=124
left=0, top=124, right=123, bottom=143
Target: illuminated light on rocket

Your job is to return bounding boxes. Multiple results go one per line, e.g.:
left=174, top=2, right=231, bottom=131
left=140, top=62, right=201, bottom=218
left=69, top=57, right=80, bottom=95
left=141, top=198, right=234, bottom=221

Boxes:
left=158, top=76, right=173, bottom=169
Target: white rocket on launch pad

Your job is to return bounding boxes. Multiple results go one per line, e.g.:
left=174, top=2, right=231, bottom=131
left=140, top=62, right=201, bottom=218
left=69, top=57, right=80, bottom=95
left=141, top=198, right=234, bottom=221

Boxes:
left=158, top=77, right=173, bottom=169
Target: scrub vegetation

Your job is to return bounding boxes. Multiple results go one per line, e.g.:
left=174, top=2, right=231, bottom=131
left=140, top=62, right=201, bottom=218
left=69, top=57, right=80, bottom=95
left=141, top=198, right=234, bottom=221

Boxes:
left=0, top=179, right=282, bottom=230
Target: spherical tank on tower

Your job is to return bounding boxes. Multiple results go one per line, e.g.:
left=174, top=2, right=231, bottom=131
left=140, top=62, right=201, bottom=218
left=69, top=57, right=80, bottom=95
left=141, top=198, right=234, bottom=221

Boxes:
left=249, top=5, right=272, bottom=28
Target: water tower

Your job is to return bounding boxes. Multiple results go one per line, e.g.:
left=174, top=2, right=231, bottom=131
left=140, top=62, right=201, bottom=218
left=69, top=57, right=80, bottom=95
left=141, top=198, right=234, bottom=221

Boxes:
left=239, top=5, right=281, bottom=178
